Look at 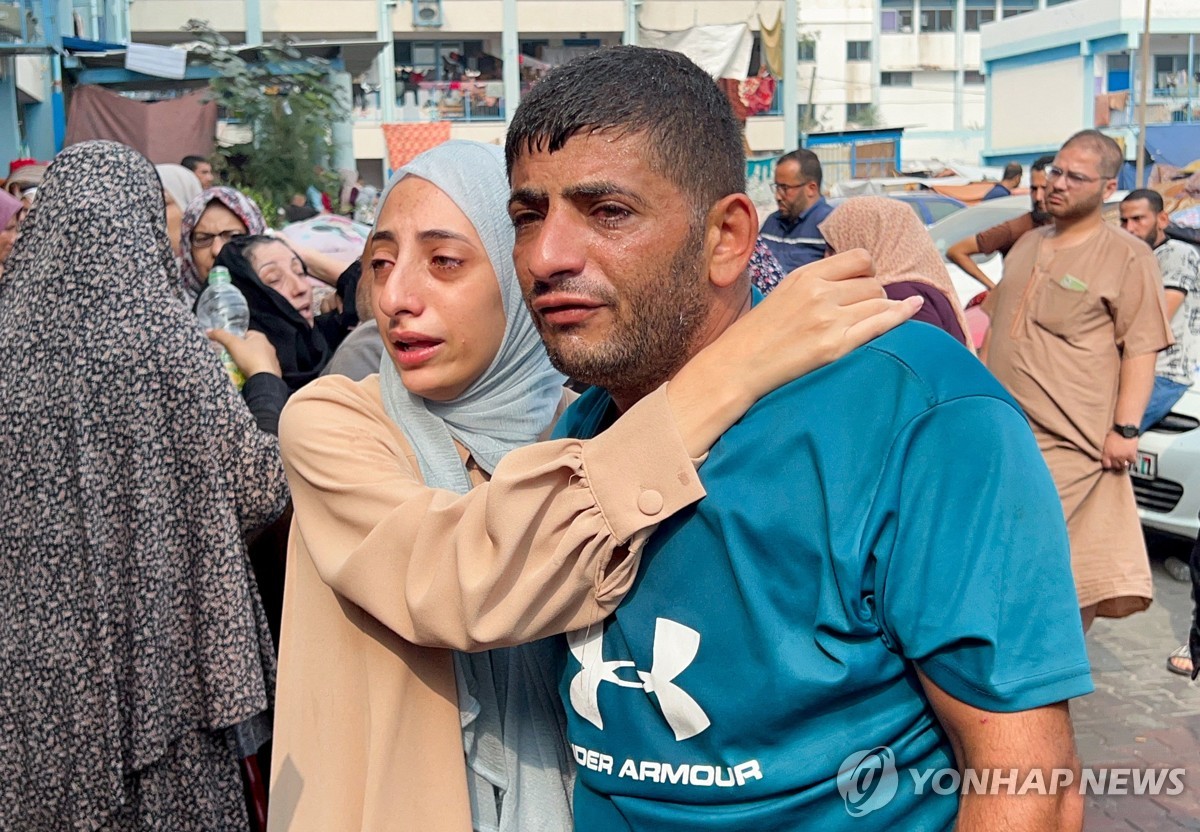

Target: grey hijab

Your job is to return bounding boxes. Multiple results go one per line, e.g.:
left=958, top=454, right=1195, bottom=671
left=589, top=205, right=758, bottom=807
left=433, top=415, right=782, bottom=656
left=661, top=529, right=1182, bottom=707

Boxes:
left=377, top=140, right=565, bottom=488
left=374, top=140, right=573, bottom=832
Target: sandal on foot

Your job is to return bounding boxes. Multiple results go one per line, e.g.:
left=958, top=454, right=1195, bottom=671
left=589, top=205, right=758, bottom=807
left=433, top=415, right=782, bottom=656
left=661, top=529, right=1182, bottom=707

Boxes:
left=1166, top=643, right=1193, bottom=677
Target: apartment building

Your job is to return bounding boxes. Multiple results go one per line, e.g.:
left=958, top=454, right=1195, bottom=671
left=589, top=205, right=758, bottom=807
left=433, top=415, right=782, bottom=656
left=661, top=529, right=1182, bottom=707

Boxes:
left=43, top=0, right=1115, bottom=176
left=127, top=0, right=888, bottom=178
left=981, top=0, right=1198, bottom=168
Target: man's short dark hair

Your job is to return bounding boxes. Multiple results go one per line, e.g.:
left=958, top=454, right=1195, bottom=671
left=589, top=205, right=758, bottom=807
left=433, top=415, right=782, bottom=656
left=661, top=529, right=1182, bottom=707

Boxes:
left=506, top=46, right=745, bottom=220
left=778, top=148, right=823, bottom=190
left=181, top=155, right=208, bottom=171
left=1123, top=188, right=1164, bottom=214
left=1031, top=155, right=1056, bottom=173
left=1060, top=130, right=1124, bottom=179
left=1002, top=162, right=1022, bottom=181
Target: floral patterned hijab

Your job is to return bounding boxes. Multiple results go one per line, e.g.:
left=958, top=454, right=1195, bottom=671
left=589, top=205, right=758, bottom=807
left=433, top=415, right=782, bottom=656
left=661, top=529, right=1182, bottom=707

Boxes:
left=0, top=141, right=287, bottom=828
left=179, top=185, right=268, bottom=300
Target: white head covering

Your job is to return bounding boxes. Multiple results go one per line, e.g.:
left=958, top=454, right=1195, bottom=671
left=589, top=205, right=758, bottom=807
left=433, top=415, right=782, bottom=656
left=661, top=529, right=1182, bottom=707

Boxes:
left=374, top=140, right=573, bottom=832
left=155, top=163, right=203, bottom=213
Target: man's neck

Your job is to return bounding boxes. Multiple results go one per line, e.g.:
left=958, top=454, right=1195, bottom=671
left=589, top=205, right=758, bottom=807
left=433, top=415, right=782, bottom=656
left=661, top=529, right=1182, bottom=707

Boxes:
left=609, top=286, right=754, bottom=413
left=1152, top=232, right=1168, bottom=250
left=1052, top=210, right=1103, bottom=242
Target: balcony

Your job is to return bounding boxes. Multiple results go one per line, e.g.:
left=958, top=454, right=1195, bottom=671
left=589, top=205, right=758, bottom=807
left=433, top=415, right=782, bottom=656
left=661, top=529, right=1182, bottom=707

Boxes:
left=353, top=79, right=789, bottom=124
left=355, top=79, right=532, bottom=122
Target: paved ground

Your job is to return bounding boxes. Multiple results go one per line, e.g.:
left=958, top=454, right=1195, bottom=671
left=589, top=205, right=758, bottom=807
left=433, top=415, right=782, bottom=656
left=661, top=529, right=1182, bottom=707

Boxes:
left=1077, top=533, right=1200, bottom=830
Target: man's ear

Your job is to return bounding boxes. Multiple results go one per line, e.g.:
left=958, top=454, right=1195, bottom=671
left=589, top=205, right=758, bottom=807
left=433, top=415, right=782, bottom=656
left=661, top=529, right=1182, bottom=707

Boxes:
left=705, top=193, right=757, bottom=289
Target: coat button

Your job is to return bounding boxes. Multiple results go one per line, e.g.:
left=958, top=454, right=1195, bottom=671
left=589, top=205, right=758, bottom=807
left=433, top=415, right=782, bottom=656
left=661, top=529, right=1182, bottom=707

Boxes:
left=637, top=489, right=664, bottom=515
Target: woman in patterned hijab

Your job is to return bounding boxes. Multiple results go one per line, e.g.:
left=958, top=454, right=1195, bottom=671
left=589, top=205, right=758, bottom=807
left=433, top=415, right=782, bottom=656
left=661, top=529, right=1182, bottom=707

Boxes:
left=179, top=185, right=268, bottom=300
left=0, top=141, right=289, bottom=830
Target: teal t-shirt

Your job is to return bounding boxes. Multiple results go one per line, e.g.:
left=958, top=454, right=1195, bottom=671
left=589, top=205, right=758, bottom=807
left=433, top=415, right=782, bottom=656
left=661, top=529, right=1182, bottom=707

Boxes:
left=554, top=322, right=1093, bottom=831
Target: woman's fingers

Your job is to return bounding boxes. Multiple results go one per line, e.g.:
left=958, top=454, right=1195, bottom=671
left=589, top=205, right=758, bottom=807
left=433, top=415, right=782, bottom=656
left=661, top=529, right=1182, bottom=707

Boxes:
left=843, top=296, right=924, bottom=346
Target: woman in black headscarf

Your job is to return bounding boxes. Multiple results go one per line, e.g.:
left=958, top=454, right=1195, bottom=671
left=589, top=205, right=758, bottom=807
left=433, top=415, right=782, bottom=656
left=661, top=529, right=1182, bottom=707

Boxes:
left=215, top=234, right=359, bottom=393
left=0, top=141, right=289, bottom=831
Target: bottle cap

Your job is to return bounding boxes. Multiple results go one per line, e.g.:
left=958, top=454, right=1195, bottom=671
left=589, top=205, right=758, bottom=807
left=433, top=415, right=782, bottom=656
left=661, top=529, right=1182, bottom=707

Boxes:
left=207, top=266, right=232, bottom=286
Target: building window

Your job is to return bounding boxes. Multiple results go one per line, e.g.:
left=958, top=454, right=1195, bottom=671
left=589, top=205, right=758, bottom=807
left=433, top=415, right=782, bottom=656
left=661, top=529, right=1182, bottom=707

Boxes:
left=520, top=40, right=549, bottom=58
left=1155, top=54, right=1190, bottom=74
left=920, top=9, right=955, bottom=32
left=964, top=70, right=985, bottom=85
left=1001, top=0, right=1036, bottom=17
left=847, top=41, right=871, bottom=61
left=847, top=103, right=874, bottom=123
left=882, top=71, right=913, bottom=87
left=964, top=8, right=995, bottom=30
left=881, top=0, right=915, bottom=32
left=1155, top=54, right=1190, bottom=93
left=881, top=9, right=915, bottom=32
left=799, top=40, right=816, bottom=62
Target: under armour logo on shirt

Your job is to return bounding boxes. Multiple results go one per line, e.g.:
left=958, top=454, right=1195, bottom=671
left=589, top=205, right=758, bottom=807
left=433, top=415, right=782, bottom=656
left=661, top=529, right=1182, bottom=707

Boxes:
left=568, top=617, right=711, bottom=742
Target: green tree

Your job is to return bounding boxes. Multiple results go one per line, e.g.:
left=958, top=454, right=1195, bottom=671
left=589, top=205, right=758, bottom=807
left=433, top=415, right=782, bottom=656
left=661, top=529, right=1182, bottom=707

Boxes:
left=185, top=20, right=347, bottom=225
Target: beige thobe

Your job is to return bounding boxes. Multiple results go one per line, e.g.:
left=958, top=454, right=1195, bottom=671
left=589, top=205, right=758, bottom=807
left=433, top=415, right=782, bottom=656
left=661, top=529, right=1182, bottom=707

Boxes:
left=984, top=224, right=1172, bottom=618
left=268, top=375, right=707, bottom=831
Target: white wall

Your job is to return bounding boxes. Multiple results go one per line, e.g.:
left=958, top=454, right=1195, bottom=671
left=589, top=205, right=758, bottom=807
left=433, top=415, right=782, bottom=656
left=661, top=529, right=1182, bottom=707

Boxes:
left=132, top=0, right=248, bottom=34
left=990, top=57, right=1084, bottom=151
left=902, top=132, right=986, bottom=162
left=879, top=71, right=956, bottom=130
left=745, top=116, right=785, bottom=153
left=880, top=32, right=960, bottom=71
left=15, top=56, right=49, bottom=102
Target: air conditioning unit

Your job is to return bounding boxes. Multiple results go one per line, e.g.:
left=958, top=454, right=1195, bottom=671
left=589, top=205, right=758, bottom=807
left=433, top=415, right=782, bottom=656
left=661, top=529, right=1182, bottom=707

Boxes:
left=413, top=0, right=443, bottom=28
left=0, top=6, right=22, bottom=38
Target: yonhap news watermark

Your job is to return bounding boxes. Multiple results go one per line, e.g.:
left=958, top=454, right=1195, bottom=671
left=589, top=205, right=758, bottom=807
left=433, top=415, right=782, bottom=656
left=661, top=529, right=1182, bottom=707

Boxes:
left=837, top=746, right=1188, bottom=817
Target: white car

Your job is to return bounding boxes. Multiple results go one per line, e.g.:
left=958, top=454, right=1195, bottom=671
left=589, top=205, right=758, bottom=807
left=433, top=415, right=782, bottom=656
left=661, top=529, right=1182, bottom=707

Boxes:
left=927, top=195, right=1029, bottom=307
left=1135, top=380, right=1200, bottom=541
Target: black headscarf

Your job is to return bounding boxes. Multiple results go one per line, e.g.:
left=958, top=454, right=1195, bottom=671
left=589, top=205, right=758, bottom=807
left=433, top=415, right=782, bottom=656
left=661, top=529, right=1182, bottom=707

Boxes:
left=213, top=236, right=351, bottom=393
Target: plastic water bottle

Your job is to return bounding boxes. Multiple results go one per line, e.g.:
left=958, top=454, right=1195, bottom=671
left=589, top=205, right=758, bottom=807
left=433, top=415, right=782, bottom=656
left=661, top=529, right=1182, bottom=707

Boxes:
left=196, top=266, right=250, bottom=389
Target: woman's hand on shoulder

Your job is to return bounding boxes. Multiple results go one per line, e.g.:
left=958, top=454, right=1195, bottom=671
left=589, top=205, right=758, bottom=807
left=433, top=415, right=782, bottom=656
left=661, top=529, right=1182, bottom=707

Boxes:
left=724, top=249, right=922, bottom=397
left=665, top=250, right=921, bottom=458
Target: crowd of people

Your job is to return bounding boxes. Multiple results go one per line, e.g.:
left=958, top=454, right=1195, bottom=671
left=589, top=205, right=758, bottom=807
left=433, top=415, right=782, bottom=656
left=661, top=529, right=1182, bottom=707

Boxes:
left=0, top=44, right=1196, bottom=832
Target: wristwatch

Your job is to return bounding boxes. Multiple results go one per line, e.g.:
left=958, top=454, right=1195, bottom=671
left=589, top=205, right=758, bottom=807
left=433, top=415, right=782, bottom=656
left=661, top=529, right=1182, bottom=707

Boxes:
left=1112, top=423, right=1140, bottom=439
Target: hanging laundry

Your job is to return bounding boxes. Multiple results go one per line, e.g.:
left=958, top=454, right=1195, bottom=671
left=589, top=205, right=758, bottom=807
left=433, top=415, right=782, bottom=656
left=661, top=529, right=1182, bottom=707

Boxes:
left=758, top=11, right=783, bottom=79
left=739, top=69, right=778, bottom=116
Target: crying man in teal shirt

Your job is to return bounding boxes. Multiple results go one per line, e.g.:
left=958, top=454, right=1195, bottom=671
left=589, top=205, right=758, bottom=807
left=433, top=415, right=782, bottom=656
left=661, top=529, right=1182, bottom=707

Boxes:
left=506, top=46, right=1092, bottom=832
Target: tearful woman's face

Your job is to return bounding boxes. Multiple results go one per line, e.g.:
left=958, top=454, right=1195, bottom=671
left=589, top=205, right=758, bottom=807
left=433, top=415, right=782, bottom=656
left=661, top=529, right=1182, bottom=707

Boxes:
left=367, top=176, right=507, bottom=403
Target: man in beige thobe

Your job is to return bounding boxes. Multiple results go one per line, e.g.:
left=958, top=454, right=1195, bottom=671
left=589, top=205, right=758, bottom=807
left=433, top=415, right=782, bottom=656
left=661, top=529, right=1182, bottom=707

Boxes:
left=983, top=130, right=1172, bottom=630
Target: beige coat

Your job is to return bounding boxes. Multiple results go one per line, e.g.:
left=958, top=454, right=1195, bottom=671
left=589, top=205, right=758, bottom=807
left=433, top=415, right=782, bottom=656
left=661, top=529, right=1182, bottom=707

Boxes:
left=984, top=224, right=1172, bottom=616
left=268, top=375, right=706, bottom=831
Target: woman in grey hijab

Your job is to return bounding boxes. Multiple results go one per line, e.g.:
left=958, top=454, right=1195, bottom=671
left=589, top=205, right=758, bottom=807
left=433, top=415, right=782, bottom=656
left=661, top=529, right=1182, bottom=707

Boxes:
left=155, top=162, right=203, bottom=256
left=270, top=141, right=917, bottom=831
